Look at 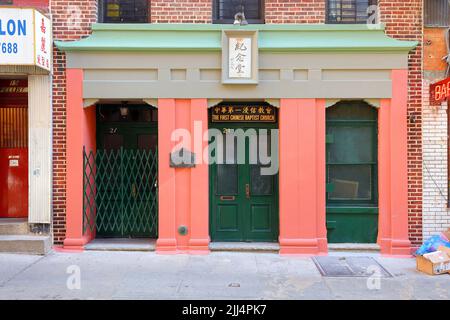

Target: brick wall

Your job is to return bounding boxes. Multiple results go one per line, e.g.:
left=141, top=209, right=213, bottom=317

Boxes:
left=51, top=1, right=97, bottom=244
left=150, top=0, right=212, bottom=23
left=265, top=0, right=325, bottom=23
left=378, top=0, right=423, bottom=246
left=422, top=27, right=450, bottom=239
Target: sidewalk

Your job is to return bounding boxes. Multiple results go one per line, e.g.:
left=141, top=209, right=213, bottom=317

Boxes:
left=0, top=251, right=448, bottom=300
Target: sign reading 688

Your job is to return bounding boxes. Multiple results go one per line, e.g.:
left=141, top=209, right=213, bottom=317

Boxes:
left=0, top=8, right=51, bottom=71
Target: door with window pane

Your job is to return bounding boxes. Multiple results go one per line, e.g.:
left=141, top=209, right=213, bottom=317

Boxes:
left=209, top=123, right=279, bottom=242
left=326, top=101, right=378, bottom=243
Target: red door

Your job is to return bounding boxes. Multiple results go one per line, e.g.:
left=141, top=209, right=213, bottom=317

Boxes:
left=0, top=80, right=28, bottom=218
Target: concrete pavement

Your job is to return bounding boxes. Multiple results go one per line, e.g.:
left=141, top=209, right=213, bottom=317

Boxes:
left=0, top=251, right=448, bottom=300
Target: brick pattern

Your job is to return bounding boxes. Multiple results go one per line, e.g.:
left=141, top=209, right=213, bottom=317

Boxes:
left=51, top=1, right=97, bottom=244
left=150, top=0, right=212, bottom=23
left=422, top=76, right=449, bottom=238
left=422, top=27, right=450, bottom=239
left=379, top=0, right=423, bottom=245
left=265, top=0, right=325, bottom=23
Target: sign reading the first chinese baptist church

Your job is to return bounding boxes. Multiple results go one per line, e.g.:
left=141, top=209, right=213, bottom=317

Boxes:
left=0, top=8, right=51, bottom=71
left=211, top=105, right=276, bottom=123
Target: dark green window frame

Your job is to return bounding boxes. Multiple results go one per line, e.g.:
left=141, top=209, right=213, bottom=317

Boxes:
left=98, top=0, right=149, bottom=23
left=326, top=101, right=379, bottom=208
left=326, top=0, right=378, bottom=24
left=213, top=0, right=265, bottom=24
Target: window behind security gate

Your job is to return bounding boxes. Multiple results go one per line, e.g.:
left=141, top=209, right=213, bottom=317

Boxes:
left=326, top=0, right=378, bottom=24
left=99, top=0, right=149, bottom=23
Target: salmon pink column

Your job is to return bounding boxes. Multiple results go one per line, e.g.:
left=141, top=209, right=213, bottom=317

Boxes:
left=156, top=99, right=210, bottom=254
left=279, top=99, right=328, bottom=255
left=63, top=69, right=96, bottom=251
left=156, top=99, right=177, bottom=252
left=378, top=70, right=412, bottom=256
left=188, top=99, right=210, bottom=254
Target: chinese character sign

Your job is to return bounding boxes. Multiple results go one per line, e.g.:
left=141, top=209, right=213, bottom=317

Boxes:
left=211, top=105, right=276, bottom=123
left=229, top=37, right=252, bottom=79
left=34, top=10, right=51, bottom=71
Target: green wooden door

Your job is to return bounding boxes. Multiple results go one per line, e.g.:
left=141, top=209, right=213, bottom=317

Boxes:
left=326, top=101, right=379, bottom=243
left=95, top=105, right=158, bottom=238
left=209, top=123, right=279, bottom=242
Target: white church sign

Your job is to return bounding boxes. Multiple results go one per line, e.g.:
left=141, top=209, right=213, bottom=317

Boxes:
left=222, top=30, right=258, bottom=84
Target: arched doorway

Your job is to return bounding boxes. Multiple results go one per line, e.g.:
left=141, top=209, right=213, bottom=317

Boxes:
left=326, top=100, right=379, bottom=243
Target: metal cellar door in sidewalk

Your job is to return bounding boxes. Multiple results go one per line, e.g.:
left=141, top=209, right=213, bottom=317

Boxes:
left=83, top=104, right=158, bottom=238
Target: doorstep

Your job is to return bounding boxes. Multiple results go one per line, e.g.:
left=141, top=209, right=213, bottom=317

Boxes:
left=328, top=243, right=380, bottom=252
left=209, top=242, right=280, bottom=253
left=0, top=235, right=51, bottom=255
left=84, top=239, right=156, bottom=252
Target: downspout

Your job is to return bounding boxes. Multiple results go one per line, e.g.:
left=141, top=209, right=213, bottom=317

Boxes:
left=445, top=26, right=450, bottom=206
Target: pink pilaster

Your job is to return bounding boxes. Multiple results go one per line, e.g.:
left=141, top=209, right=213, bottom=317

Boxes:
left=63, top=69, right=91, bottom=251
left=279, top=99, right=328, bottom=255
left=156, top=99, right=178, bottom=252
left=188, top=99, right=210, bottom=254
left=378, top=70, right=412, bottom=257
left=156, top=99, right=210, bottom=254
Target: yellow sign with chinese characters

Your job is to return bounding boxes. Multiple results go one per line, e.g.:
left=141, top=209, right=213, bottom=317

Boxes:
left=211, top=105, right=276, bottom=123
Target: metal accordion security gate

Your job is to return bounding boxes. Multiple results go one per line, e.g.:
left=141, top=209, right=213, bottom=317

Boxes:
left=83, top=147, right=158, bottom=238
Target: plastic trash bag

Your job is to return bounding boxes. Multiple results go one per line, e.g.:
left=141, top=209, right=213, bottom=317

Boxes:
left=415, top=233, right=450, bottom=256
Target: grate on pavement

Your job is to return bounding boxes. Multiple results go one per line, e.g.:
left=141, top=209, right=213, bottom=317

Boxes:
left=312, top=256, right=394, bottom=278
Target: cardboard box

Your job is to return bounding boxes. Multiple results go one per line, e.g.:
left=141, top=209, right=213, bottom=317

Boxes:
left=416, top=250, right=450, bottom=275
left=438, top=245, right=450, bottom=256
left=443, top=228, right=450, bottom=242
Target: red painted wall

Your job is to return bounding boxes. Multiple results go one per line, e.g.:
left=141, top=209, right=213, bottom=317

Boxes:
left=7, top=0, right=48, bottom=9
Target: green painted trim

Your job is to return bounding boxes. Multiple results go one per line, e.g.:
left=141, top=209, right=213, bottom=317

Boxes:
left=326, top=207, right=379, bottom=214
left=91, top=23, right=388, bottom=32
left=55, top=23, right=418, bottom=53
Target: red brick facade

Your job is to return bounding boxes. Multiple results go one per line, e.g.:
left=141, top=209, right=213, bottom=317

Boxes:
left=379, top=0, right=423, bottom=245
left=150, top=0, right=212, bottom=23
left=265, top=0, right=325, bottom=23
left=51, top=1, right=98, bottom=244
left=50, top=0, right=423, bottom=246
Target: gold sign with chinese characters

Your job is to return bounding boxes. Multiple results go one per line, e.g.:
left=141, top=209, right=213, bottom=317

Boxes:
left=229, top=37, right=252, bottom=79
left=211, top=106, right=276, bottom=123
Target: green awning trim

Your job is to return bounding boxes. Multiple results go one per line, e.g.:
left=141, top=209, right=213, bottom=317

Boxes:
left=55, top=23, right=418, bottom=53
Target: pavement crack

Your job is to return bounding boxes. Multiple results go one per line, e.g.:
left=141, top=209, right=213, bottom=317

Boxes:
left=0, top=254, right=48, bottom=288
